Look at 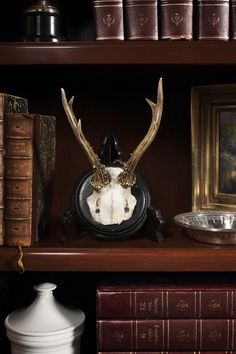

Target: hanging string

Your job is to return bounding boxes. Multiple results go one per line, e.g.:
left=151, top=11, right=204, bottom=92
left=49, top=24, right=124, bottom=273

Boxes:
left=17, top=246, right=25, bottom=273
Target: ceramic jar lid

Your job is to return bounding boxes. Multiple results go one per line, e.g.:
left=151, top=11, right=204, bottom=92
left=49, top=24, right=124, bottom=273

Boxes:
left=5, top=282, right=85, bottom=340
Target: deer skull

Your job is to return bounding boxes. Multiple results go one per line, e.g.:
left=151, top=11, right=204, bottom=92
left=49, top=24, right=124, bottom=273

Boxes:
left=61, top=78, right=163, bottom=226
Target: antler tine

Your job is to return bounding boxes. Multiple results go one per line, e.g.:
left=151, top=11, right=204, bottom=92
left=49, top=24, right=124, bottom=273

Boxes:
left=61, top=88, right=111, bottom=190
left=118, top=78, right=163, bottom=187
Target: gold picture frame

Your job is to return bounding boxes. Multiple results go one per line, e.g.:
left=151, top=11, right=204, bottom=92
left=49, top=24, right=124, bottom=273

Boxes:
left=191, top=83, right=236, bottom=211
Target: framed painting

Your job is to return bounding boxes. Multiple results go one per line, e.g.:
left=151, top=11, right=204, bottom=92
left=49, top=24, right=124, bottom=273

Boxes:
left=191, top=83, right=236, bottom=211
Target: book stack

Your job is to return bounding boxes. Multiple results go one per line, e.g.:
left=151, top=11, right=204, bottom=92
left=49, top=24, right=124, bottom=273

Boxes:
left=96, top=280, right=236, bottom=352
left=0, top=93, right=56, bottom=247
left=92, top=0, right=232, bottom=40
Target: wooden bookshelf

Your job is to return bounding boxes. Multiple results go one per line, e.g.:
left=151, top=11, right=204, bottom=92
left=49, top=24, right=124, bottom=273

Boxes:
left=1, top=1, right=236, bottom=353
left=1, top=220, right=235, bottom=272
left=1, top=41, right=236, bottom=65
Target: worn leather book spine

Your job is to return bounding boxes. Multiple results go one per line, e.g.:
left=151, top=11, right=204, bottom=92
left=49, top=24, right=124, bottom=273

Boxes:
left=97, top=285, right=236, bottom=318
left=97, top=319, right=236, bottom=351
left=4, top=113, right=56, bottom=247
left=160, top=0, right=193, bottom=40
left=197, top=0, right=229, bottom=40
left=0, top=94, right=28, bottom=246
left=124, top=0, right=158, bottom=40
left=93, top=0, right=124, bottom=40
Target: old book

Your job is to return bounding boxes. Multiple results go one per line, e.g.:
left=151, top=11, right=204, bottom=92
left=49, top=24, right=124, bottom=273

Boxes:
left=124, top=0, right=158, bottom=40
left=197, top=0, right=229, bottom=40
left=97, top=350, right=236, bottom=354
left=97, top=282, right=236, bottom=318
left=4, top=113, right=56, bottom=247
left=0, top=94, right=28, bottom=246
left=160, top=0, right=193, bottom=40
left=97, top=319, right=236, bottom=351
left=93, top=0, right=124, bottom=40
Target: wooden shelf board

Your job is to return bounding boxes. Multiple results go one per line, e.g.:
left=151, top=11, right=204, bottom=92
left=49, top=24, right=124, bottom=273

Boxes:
left=1, top=41, right=236, bottom=65
left=1, top=221, right=236, bottom=272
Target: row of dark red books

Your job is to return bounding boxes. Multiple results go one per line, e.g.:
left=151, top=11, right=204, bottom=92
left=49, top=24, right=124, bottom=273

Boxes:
left=97, top=352, right=236, bottom=353
left=93, top=0, right=234, bottom=41
left=96, top=279, right=236, bottom=352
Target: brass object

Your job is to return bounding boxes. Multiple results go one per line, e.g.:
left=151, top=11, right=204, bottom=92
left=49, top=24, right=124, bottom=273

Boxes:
left=174, top=210, right=236, bottom=245
left=23, top=0, right=63, bottom=42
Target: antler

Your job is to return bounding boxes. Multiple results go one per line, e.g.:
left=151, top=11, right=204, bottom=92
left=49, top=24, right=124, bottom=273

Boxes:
left=118, top=78, right=163, bottom=187
left=61, top=88, right=111, bottom=190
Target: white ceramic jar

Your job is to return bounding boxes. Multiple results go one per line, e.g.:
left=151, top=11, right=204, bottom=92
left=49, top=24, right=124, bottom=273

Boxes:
left=5, top=282, right=85, bottom=354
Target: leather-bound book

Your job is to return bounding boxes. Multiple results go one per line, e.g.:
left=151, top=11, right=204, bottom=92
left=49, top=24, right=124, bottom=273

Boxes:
left=97, top=282, right=236, bottom=319
left=160, top=0, right=193, bottom=40
left=4, top=113, right=56, bottom=247
left=0, top=94, right=28, bottom=246
left=97, top=350, right=236, bottom=354
left=97, top=319, right=236, bottom=351
left=197, top=0, right=229, bottom=40
left=124, top=0, right=158, bottom=40
left=93, top=0, right=124, bottom=40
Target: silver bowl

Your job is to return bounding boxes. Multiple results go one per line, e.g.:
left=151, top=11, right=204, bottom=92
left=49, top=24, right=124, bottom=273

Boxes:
left=173, top=210, right=236, bottom=245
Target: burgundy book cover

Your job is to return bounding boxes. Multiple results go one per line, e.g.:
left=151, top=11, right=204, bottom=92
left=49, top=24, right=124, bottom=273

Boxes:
left=197, top=0, right=229, bottom=40
left=97, top=319, right=236, bottom=351
left=124, top=0, right=158, bottom=40
left=93, top=0, right=124, bottom=40
left=160, top=0, right=193, bottom=40
left=97, top=283, right=236, bottom=319
left=97, top=350, right=236, bottom=354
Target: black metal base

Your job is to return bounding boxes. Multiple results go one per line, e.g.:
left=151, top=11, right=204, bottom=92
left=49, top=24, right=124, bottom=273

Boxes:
left=61, top=202, right=165, bottom=243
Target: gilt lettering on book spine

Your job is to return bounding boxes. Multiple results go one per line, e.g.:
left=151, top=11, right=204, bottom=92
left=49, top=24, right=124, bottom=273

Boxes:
left=160, top=0, right=193, bottom=40
left=97, top=284, right=236, bottom=318
left=97, top=319, right=236, bottom=351
left=197, top=0, right=229, bottom=40
left=124, top=0, right=158, bottom=40
left=93, top=0, right=124, bottom=40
